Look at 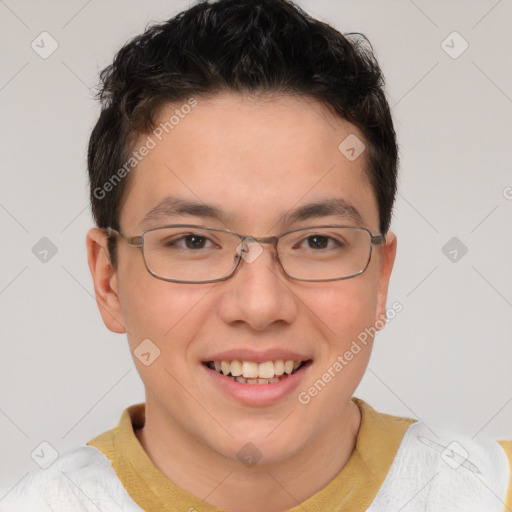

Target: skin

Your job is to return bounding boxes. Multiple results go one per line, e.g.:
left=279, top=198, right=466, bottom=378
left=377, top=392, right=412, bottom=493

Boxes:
left=86, top=92, right=397, bottom=512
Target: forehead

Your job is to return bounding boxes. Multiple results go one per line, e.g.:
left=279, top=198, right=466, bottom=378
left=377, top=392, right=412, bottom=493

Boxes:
left=120, top=92, right=378, bottom=233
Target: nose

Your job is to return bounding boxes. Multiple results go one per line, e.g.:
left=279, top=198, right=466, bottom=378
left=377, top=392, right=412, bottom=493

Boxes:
left=216, top=239, right=298, bottom=331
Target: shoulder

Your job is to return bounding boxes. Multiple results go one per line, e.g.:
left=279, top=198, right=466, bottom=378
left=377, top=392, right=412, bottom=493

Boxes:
left=368, top=421, right=511, bottom=512
left=0, top=445, right=143, bottom=512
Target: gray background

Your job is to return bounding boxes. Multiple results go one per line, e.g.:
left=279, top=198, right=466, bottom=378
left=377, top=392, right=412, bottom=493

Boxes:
left=1, top=0, right=511, bottom=490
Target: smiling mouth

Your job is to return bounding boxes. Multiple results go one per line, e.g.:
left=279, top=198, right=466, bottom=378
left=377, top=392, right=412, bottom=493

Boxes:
left=202, top=359, right=312, bottom=384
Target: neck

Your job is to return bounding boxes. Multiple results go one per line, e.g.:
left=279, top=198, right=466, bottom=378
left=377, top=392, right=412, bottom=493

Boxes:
left=135, top=399, right=361, bottom=512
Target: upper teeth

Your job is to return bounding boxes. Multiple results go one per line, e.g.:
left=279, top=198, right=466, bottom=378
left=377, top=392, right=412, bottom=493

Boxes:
left=211, top=360, right=302, bottom=379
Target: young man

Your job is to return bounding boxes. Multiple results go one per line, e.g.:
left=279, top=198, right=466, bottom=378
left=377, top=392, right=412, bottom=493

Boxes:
left=2, top=0, right=510, bottom=510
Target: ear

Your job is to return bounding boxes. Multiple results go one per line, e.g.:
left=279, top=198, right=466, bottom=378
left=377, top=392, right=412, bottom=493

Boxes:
left=86, top=227, right=126, bottom=334
left=374, top=230, right=397, bottom=327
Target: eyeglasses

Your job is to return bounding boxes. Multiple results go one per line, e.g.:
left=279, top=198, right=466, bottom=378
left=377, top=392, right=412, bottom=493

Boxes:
left=106, top=224, right=385, bottom=284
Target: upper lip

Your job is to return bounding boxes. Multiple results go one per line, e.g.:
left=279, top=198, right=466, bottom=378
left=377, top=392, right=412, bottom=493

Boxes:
left=202, top=349, right=312, bottom=364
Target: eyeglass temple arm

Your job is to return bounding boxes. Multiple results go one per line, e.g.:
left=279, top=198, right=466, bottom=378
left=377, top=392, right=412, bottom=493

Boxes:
left=105, top=227, right=144, bottom=247
left=371, top=234, right=386, bottom=245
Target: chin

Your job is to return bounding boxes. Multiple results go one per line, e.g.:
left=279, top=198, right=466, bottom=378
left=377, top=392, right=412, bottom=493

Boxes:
left=215, top=424, right=312, bottom=467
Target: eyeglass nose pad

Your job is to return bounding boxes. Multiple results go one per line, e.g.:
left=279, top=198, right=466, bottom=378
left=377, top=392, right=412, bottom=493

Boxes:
left=235, top=237, right=265, bottom=264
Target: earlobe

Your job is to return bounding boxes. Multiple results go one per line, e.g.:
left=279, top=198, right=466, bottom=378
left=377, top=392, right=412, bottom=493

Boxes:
left=86, top=227, right=126, bottom=334
left=374, top=230, right=397, bottom=327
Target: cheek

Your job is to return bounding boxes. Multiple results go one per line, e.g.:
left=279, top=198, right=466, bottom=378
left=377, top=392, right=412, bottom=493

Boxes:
left=309, top=276, right=380, bottom=346
left=117, top=274, right=215, bottom=396
left=117, top=254, right=214, bottom=349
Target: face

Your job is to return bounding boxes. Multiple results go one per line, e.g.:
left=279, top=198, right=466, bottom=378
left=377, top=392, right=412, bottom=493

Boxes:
left=87, top=92, right=396, bottom=466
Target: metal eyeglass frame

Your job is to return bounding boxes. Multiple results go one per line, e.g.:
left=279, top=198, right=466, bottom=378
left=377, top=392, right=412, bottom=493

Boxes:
left=105, top=224, right=386, bottom=284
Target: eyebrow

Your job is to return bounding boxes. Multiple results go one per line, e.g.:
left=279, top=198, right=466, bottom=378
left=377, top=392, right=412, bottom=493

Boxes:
left=139, top=195, right=365, bottom=229
left=139, top=196, right=235, bottom=227
left=282, top=198, right=364, bottom=226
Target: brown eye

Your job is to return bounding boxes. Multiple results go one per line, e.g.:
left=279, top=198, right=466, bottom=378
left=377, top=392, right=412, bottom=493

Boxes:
left=293, top=234, right=345, bottom=250
left=162, top=233, right=215, bottom=250
left=183, top=234, right=208, bottom=249
left=307, top=235, right=329, bottom=249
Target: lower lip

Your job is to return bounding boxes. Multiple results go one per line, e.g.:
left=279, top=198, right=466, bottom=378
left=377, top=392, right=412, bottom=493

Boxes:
left=201, top=361, right=313, bottom=406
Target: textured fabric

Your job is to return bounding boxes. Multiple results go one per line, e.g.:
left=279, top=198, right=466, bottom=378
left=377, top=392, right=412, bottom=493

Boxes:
left=368, top=421, right=510, bottom=511
left=1, top=398, right=510, bottom=511
left=0, top=445, right=144, bottom=511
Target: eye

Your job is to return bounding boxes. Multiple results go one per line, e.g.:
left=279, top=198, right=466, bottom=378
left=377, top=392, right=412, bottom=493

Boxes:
left=164, top=233, right=217, bottom=250
left=306, top=235, right=331, bottom=249
left=295, top=234, right=345, bottom=250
